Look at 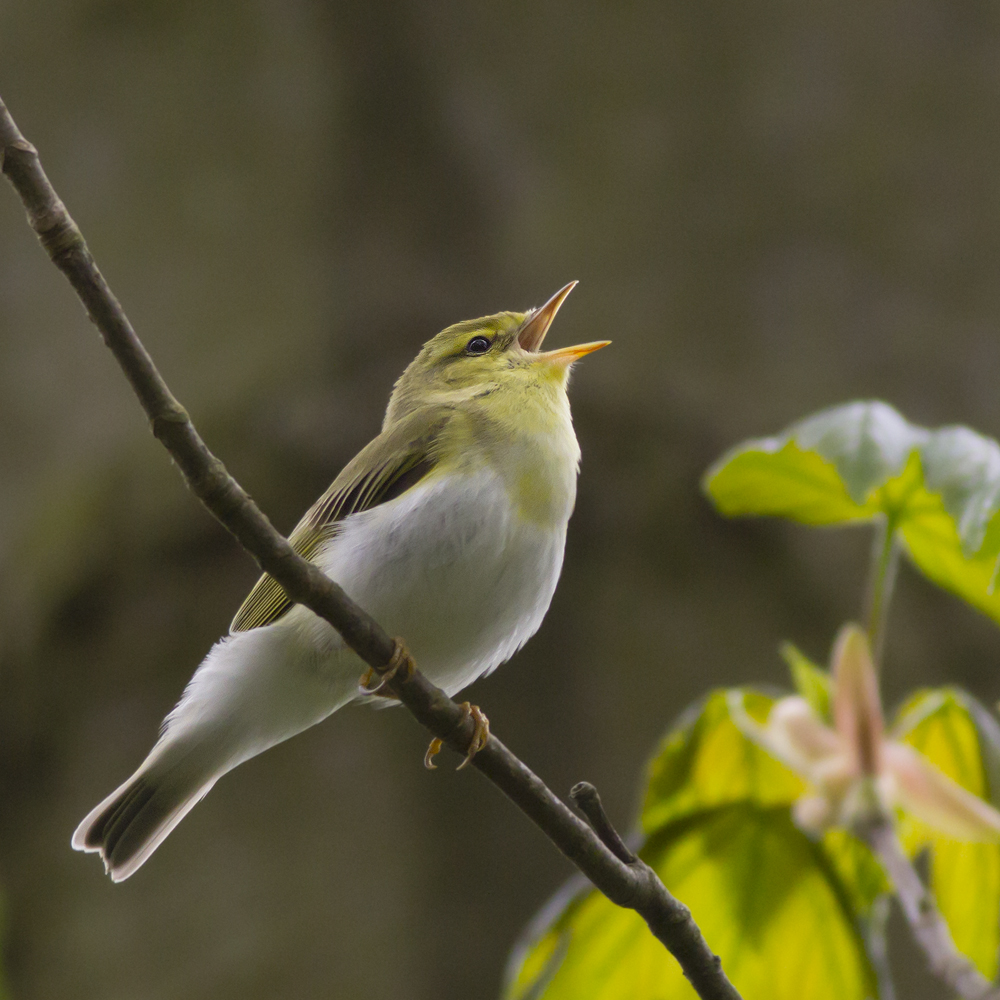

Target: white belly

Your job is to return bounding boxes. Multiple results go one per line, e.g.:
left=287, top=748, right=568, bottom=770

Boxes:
left=148, top=460, right=573, bottom=811
left=300, top=468, right=569, bottom=694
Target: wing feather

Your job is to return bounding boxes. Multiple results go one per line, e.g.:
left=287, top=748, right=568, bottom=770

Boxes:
left=230, top=410, right=446, bottom=632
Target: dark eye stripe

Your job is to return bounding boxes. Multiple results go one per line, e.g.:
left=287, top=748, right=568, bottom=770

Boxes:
left=465, top=336, right=491, bottom=355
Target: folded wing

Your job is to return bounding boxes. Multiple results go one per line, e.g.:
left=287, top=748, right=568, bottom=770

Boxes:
left=231, top=409, right=447, bottom=632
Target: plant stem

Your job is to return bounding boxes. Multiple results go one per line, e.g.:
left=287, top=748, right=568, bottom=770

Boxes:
left=0, top=94, right=743, bottom=1000
left=858, top=817, right=1000, bottom=1000
left=865, top=517, right=899, bottom=670
left=866, top=894, right=897, bottom=1000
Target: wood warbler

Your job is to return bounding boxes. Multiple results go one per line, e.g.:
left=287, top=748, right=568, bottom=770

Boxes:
left=72, top=282, right=608, bottom=881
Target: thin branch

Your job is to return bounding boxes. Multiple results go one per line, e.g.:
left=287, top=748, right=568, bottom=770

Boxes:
left=570, top=781, right=637, bottom=864
left=857, top=817, right=1000, bottom=1000
left=0, top=95, right=742, bottom=1000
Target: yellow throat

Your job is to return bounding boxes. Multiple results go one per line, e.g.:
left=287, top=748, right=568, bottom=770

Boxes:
left=385, top=283, right=609, bottom=526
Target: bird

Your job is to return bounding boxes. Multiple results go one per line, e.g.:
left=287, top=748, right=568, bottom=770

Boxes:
left=72, top=282, right=609, bottom=881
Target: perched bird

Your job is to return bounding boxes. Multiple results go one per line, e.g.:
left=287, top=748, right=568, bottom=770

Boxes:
left=72, top=283, right=608, bottom=881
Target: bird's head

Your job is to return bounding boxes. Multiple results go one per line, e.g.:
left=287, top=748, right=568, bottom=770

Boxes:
left=384, top=282, right=609, bottom=426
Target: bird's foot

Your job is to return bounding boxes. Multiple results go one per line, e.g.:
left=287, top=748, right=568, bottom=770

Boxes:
left=359, top=639, right=415, bottom=696
left=424, top=702, right=490, bottom=770
left=457, top=703, right=490, bottom=769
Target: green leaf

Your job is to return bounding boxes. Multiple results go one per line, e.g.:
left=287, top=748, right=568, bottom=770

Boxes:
left=703, top=400, right=1000, bottom=626
left=505, top=691, right=881, bottom=1000
left=921, top=428, right=1000, bottom=555
left=780, top=643, right=832, bottom=722
left=898, top=511, right=1000, bottom=625
left=705, top=439, right=877, bottom=525
left=893, top=688, right=1000, bottom=978
left=819, top=828, right=890, bottom=921
left=793, top=401, right=926, bottom=505
left=640, top=691, right=804, bottom=833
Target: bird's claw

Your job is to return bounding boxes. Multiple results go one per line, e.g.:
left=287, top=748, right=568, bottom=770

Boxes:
left=424, top=738, right=443, bottom=769
left=359, top=639, right=414, bottom=696
left=456, top=703, right=490, bottom=769
left=424, top=702, right=490, bottom=771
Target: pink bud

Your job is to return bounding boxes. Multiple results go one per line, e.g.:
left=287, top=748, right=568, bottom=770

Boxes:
left=767, top=697, right=841, bottom=768
left=832, top=625, right=884, bottom=777
left=883, top=742, right=1000, bottom=842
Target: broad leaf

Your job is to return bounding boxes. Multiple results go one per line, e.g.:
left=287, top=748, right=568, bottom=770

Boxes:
left=780, top=642, right=832, bottom=722
left=704, top=401, right=1000, bottom=625
left=898, top=511, right=1000, bottom=627
left=640, top=691, right=803, bottom=832
left=893, top=688, right=1000, bottom=978
left=504, top=691, right=882, bottom=1000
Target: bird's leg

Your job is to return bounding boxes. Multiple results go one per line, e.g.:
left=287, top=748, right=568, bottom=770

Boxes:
left=424, top=702, right=491, bottom=770
left=358, top=639, right=415, bottom=696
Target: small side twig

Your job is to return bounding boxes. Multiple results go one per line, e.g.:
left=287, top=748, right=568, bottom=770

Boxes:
left=858, top=817, right=1000, bottom=1000
left=567, top=783, right=732, bottom=996
left=570, top=782, right=637, bottom=864
left=0, top=95, right=742, bottom=1000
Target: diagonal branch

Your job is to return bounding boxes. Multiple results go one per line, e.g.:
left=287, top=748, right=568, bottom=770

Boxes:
left=0, top=95, right=742, bottom=1000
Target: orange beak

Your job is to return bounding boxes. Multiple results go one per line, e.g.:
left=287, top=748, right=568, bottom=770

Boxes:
left=517, top=281, right=611, bottom=364
left=537, top=340, right=611, bottom=366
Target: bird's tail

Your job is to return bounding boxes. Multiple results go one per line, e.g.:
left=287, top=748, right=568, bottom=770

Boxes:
left=71, top=744, right=220, bottom=882
left=73, top=625, right=361, bottom=881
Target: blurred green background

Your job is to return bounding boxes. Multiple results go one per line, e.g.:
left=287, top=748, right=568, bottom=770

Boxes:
left=2, top=1, right=1000, bottom=997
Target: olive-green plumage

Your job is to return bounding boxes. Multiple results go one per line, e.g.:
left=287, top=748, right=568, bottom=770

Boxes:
left=233, top=296, right=608, bottom=631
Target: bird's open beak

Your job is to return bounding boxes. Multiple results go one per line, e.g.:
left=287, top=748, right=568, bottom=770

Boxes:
left=518, top=282, right=578, bottom=352
left=518, top=281, right=611, bottom=365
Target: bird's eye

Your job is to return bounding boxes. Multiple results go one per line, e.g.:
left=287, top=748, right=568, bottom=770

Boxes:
left=465, top=336, right=491, bottom=355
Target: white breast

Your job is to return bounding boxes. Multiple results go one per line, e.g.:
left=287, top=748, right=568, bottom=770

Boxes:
left=303, top=468, right=570, bottom=695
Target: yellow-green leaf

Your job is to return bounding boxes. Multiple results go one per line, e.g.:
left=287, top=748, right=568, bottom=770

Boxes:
left=706, top=439, right=875, bottom=525
left=893, top=689, right=1000, bottom=978
left=899, top=510, right=1000, bottom=625
left=505, top=808, right=878, bottom=1000
left=505, top=691, right=882, bottom=1000
left=780, top=643, right=832, bottom=722
left=641, top=691, right=804, bottom=833
left=819, top=828, right=890, bottom=920
left=704, top=401, right=1000, bottom=627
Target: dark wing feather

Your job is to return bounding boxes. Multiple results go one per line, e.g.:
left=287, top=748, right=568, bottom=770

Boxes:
left=230, top=410, right=446, bottom=632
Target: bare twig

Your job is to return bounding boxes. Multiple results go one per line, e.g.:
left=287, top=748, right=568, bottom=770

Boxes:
left=857, top=817, right=1000, bottom=1000
left=0, top=95, right=742, bottom=1000
left=570, top=781, right=637, bottom=864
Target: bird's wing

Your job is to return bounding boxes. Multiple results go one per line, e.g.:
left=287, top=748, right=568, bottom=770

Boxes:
left=230, top=408, right=448, bottom=632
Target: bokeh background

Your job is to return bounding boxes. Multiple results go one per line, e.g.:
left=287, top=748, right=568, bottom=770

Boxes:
left=2, top=1, right=1000, bottom=997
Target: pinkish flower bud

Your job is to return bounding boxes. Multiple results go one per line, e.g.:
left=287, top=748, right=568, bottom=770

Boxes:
left=753, top=623, right=1000, bottom=842
left=832, top=625, right=884, bottom=777
left=883, top=742, right=1000, bottom=842
left=767, top=697, right=840, bottom=769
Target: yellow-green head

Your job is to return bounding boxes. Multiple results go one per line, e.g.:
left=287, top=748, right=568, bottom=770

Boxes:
left=384, top=282, right=609, bottom=428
